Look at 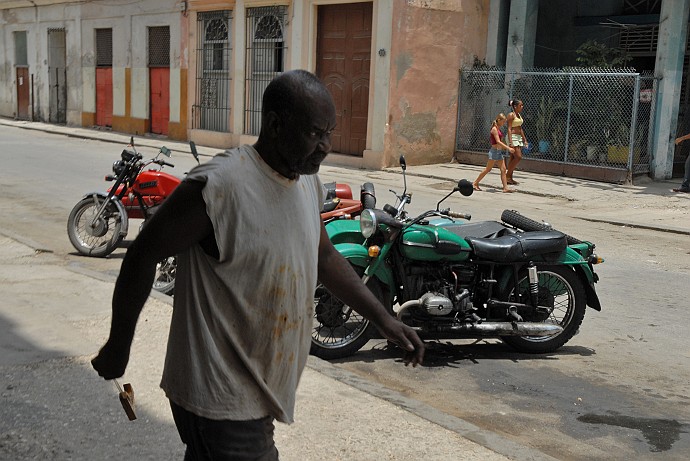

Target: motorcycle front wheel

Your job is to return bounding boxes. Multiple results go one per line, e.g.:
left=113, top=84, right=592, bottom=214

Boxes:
left=67, top=197, right=124, bottom=257
left=152, top=256, right=176, bottom=296
left=311, top=266, right=383, bottom=360
left=500, top=265, right=586, bottom=353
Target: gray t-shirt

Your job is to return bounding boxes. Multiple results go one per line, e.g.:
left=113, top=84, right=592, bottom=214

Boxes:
left=160, top=144, right=325, bottom=423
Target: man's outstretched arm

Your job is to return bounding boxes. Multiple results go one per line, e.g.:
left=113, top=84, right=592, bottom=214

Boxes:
left=316, top=223, right=424, bottom=366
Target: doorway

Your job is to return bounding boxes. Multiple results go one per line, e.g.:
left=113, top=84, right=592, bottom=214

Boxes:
left=316, top=2, right=372, bottom=156
left=48, top=28, right=67, bottom=124
left=15, top=31, right=30, bottom=120
left=149, top=26, right=170, bottom=135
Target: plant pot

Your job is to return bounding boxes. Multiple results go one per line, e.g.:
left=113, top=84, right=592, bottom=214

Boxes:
left=538, top=140, right=550, bottom=153
left=607, top=145, right=641, bottom=164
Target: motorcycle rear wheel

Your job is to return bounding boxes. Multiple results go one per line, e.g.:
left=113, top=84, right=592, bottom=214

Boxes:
left=500, top=265, right=586, bottom=353
left=311, top=266, right=382, bottom=360
left=152, top=256, right=176, bottom=296
left=67, top=197, right=124, bottom=257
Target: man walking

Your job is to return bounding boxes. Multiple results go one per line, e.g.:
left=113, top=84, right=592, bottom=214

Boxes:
left=91, top=69, right=424, bottom=460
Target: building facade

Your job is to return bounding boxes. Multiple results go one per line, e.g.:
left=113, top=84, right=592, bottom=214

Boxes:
left=0, top=0, right=487, bottom=170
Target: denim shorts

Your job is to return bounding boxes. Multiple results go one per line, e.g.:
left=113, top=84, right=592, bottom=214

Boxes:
left=488, top=147, right=507, bottom=161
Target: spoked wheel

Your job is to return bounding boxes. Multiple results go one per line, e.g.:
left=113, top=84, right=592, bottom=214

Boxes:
left=152, top=256, right=176, bottom=296
left=311, top=267, right=383, bottom=360
left=500, top=265, right=586, bottom=353
left=67, top=197, right=124, bottom=257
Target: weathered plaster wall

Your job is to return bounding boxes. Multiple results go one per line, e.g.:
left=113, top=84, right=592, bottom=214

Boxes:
left=386, top=0, right=488, bottom=166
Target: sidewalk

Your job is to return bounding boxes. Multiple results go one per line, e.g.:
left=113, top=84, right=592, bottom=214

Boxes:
left=0, top=231, right=548, bottom=461
left=2, top=116, right=687, bottom=235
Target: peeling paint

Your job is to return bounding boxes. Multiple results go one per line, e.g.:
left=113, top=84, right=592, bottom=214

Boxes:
left=395, top=109, right=440, bottom=144
left=395, top=52, right=413, bottom=84
left=406, top=0, right=465, bottom=12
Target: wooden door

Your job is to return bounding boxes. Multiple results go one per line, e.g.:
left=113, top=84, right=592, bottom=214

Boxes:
left=316, top=2, right=372, bottom=156
left=96, top=67, right=113, bottom=127
left=16, top=67, right=30, bottom=120
left=150, top=67, right=170, bottom=135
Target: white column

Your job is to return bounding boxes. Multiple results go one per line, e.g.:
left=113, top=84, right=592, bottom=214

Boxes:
left=232, top=0, right=246, bottom=134
left=505, top=0, right=538, bottom=72
left=650, top=0, right=690, bottom=179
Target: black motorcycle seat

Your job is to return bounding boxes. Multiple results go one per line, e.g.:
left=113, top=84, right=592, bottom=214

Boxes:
left=466, top=231, right=567, bottom=262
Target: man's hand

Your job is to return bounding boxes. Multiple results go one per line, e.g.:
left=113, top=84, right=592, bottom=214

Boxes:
left=377, top=317, right=425, bottom=367
left=91, top=338, right=131, bottom=380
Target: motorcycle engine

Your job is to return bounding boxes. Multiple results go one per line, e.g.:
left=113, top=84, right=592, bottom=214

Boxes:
left=406, top=264, right=476, bottom=318
left=420, top=292, right=453, bottom=316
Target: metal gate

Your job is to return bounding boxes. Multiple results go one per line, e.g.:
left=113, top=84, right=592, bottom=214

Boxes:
left=456, top=67, right=658, bottom=177
left=244, top=6, right=287, bottom=135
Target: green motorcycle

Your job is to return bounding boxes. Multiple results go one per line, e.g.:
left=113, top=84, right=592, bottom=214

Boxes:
left=312, top=156, right=604, bottom=360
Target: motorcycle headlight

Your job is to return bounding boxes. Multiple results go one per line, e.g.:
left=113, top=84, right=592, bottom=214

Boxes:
left=360, top=209, right=377, bottom=238
left=112, top=160, right=126, bottom=176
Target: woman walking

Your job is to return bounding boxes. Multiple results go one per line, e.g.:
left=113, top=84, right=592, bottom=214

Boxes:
left=473, top=113, right=515, bottom=193
left=506, top=99, right=527, bottom=185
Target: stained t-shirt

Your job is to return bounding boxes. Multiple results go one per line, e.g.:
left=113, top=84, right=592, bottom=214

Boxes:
left=160, top=144, right=325, bottom=424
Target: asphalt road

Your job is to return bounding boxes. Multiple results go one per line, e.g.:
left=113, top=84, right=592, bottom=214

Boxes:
left=1, top=125, right=689, bottom=460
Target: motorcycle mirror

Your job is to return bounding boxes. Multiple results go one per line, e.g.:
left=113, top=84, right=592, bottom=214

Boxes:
left=399, top=155, right=407, bottom=171
left=190, top=141, right=200, bottom=164
left=456, top=179, right=474, bottom=197
left=160, top=146, right=171, bottom=157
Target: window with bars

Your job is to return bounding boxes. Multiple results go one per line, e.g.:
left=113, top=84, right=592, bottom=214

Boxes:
left=244, top=5, right=287, bottom=135
left=194, top=10, right=232, bottom=132
left=148, top=26, right=170, bottom=67
left=96, top=28, right=113, bottom=67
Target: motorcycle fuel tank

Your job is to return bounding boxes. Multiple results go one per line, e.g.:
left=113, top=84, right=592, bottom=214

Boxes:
left=400, top=219, right=472, bottom=262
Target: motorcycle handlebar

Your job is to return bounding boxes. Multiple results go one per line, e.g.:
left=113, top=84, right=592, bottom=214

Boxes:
left=447, top=210, right=471, bottom=220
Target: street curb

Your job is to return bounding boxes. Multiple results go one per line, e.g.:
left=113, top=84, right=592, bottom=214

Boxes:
left=576, top=217, right=690, bottom=236
left=308, top=357, right=559, bottom=461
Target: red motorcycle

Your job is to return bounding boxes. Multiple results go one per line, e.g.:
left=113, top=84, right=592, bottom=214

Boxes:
left=321, top=181, right=376, bottom=223
left=67, top=138, right=199, bottom=294
left=68, top=138, right=375, bottom=295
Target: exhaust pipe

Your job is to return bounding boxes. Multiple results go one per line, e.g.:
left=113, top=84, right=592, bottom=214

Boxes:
left=395, top=300, right=563, bottom=337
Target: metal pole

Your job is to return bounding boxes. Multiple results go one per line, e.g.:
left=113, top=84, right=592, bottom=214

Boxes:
left=564, top=75, right=574, bottom=163
left=628, top=75, right=641, bottom=174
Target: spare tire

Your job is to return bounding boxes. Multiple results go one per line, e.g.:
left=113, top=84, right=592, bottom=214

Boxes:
left=361, top=182, right=376, bottom=209
left=501, top=209, right=582, bottom=245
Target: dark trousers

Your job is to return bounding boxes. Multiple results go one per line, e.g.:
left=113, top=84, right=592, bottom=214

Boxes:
left=170, top=401, right=279, bottom=461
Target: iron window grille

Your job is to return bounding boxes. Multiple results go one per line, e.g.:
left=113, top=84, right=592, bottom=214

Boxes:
left=244, top=5, right=287, bottom=135
left=194, top=10, right=232, bottom=132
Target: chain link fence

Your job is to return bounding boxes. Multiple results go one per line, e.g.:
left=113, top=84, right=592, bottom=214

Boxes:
left=456, top=67, right=658, bottom=175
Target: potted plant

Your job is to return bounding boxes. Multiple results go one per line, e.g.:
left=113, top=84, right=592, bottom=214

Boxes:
left=534, top=96, right=563, bottom=154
